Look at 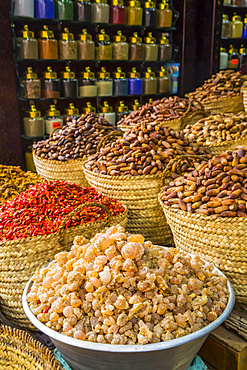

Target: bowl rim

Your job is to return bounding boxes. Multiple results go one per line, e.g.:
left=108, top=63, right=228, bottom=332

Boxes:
left=22, top=251, right=235, bottom=353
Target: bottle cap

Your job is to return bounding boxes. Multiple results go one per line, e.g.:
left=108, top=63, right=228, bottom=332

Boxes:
left=25, top=67, right=38, bottom=79
left=149, top=98, right=153, bottom=104
left=100, top=101, right=113, bottom=113
left=46, top=105, right=60, bottom=117
left=28, top=105, right=41, bottom=118
left=159, top=33, right=170, bottom=45
left=113, top=30, right=127, bottom=43
left=240, top=44, right=247, bottom=54
left=222, top=14, right=229, bottom=21
left=159, top=66, right=169, bottom=77
left=132, top=99, right=140, bottom=111
left=145, top=1, right=155, bottom=8
left=229, top=44, right=237, bottom=54
left=244, top=14, right=247, bottom=23
left=113, top=67, right=126, bottom=79
left=112, top=0, right=124, bottom=5
left=144, top=32, right=156, bottom=44
left=21, top=25, right=34, bottom=39
left=61, top=66, right=75, bottom=79
left=39, top=25, right=54, bottom=39
left=60, top=28, right=74, bottom=41
left=117, top=101, right=128, bottom=112
left=220, top=47, right=227, bottom=53
left=78, top=29, right=92, bottom=41
left=96, top=29, right=110, bottom=42
left=43, top=66, right=57, bottom=79
left=95, top=0, right=107, bottom=3
left=78, top=0, right=91, bottom=2
left=64, top=103, right=79, bottom=116
left=97, top=67, right=111, bottom=79
left=82, top=102, right=96, bottom=113
left=129, top=1, right=140, bottom=7
left=158, top=0, right=169, bottom=10
left=129, top=32, right=142, bottom=44
left=128, top=67, right=140, bottom=78
left=81, top=66, right=95, bottom=79
left=144, top=67, right=155, bottom=78
left=232, top=14, right=242, bottom=22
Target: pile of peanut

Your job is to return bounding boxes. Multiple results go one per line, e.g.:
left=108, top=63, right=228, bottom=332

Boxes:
left=184, top=112, right=247, bottom=146
left=84, top=123, right=211, bottom=176
left=27, top=225, right=229, bottom=344
left=187, top=70, right=243, bottom=103
left=160, top=147, right=247, bottom=217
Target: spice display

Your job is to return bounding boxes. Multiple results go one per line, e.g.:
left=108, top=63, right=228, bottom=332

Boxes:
left=230, top=14, right=243, bottom=39
left=110, top=0, right=126, bottom=24
left=113, top=67, right=128, bottom=96
left=116, top=101, right=129, bottom=122
left=219, top=47, right=228, bottom=70
left=157, top=0, right=172, bottom=28
left=23, top=105, right=45, bottom=137
left=18, top=25, right=38, bottom=59
left=44, top=105, right=63, bottom=135
left=95, top=30, right=112, bottom=60
left=0, top=165, right=42, bottom=206
left=227, top=46, right=239, bottom=70
left=38, top=25, right=58, bottom=60
left=160, top=146, right=247, bottom=217
left=60, top=66, right=78, bottom=98
left=243, top=15, right=247, bottom=38
left=157, top=66, right=170, bottom=93
left=112, top=31, right=129, bottom=60
left=15, top=0, right=34, bottom=17
left=22, top=67, right=41, bottom=99
left=75, top=0, right=91, bottom=21
left=35, top=0, right=55, bottom=18
left=79, top=67, right=97, bottom=97
left=159, top=34, right=172, bottom=61
left=239, top=45, right=247, bottom=67
left=27, top=225, right=229, bottom=343
left=91, top=0, right=110, bottom=23
left=33, top=112, right=114, bottom=160
left=126, top=0, right=143, bottom=26
left=63, top=103, right=80, bottom=125
left=78, top=29, right=95, bottom=60
left=41, top=66, right=60, bottom=99
left=59, top=28, right=77, bottom=60
left=143, top=67, right=157, bottom=95
left=128, top=68, right=142, bottom=95
left=144, top=33, right=158, bottom=61
left=129, top=32, right=144, bottom=61
left=96, top=67, right=113, bottom=96
left=143, top=0, right=156, bottom=27
left=187, top=70, right=243, bottom=103
left=99, top=101, right=116, bottom=126
left=221, top=14, right=231, bottom=39
left=55, top=0, right=73, bottom=20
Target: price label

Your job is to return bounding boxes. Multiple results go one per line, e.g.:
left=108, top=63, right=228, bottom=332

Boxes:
left=231, top=59, right=238, bottom=65
left=52, top=121, right=62, bottom=129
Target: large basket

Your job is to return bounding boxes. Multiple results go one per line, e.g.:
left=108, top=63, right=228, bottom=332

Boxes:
left=241, top=86, right=247, bottom=113
left=196, top=95, right=244, bottom=115
left=159, top=203, right=247, bottom=304
left=0, top=202, right=127, bottom=329
left=205, top=136, right=247, bottom=156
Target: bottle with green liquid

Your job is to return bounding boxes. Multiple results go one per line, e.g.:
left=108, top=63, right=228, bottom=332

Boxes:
left=55, top=0, right=73, bottom=20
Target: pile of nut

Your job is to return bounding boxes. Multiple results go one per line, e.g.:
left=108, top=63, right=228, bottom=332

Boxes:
left=186, top=70, right=243, bottom=103
left=184, top=112, right=247, bottom=146
left=160, top=147, right=247, bottom=217
left=84, top=122, right=211, bottom=176
left=27, top=225, right=229, bottom=344
left=33, top=113, right=115, bottom=161
left=117, top=96, right=202, bottom=128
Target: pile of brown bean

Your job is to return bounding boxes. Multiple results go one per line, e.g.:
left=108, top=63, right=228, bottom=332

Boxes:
left=84, top=122, right=211, bottom=176
left=33, top=113, right=115, bottom=161
left=186, top=70, right=243, bottom=103
left=117, top=96, right=201, bottom=128
left=184, top=112, right=247, bottom=146
left=160, top=147, right=247, bottom=217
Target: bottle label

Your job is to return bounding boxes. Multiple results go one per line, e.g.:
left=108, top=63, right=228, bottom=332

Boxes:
left=231, top=59, right=238, bottom=65
left=53, top=121, right=62, bottom=129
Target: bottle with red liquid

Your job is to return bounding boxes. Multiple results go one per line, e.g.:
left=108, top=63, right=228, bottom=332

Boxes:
left=110, top=0, right=126, bottom=24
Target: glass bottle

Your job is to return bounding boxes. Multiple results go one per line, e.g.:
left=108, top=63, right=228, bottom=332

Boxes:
left=227, top=45, right=239, bottom=69
left=63, top=103, right=80, bottom=125
left=22, top=67, right=41, bottom=99
left=231, top=14, right=243, bottom=38
left=239, top=45, right=247, bottom=67
left=219, top=47, right=229, bottom=70
left=23, top=105, right=45, bottom=137
left=113, top=67, right=128, bottom=96
left=157, top=0, right=172, bottom=28
left=143, top=0, right=156, bottom=28
left=79, top=67, right=97, bottom=97
left=96, top=67, right=113, bottom=96
left=110, top=0, right=126, bottom=24
left=116, top=101, right=129, bottom=122
left=144, top=33, right=158, bottom=61
left=74, top=0, right=91, bottom=21
left=129, top=99, right=140, bottom=113
left=143, top=67, right=157, bottom=94
left=55, top=0, right=73, bottom=20
left=221, top=14, right=231, bottom=38
left=35, top=0, right=55, bottom=18
left=82, top=102, right=97, bottom=114
left=95, top=29, right=112, bottom=60
left=45, top=105, right=63, bottom=135
left=41, top=66, right=60, bottom=98
left=243, top=15, right=247, bottom=38
left=128, top=67, right=142, bottom=95
left=91, top=0, right=110, bottom=23
left=18, top=25, right=38, bottom=60
left=112, top=31, right=129, bottom=60
left=157, top=66, right=170, bottom=93
left=78, top=29, right=95, bottom=60
left=223, top=0, right=231, bottom=4
left=99, top=101, right=116, bottom=125
left=60, top=66, right=78, bottom=97
left=38, top=25, right=58, bottom=59
left=15, top=0, right=34, bottom=17
left=159, top=33, right=172, bottom=61
left=129, top=32, right=144, bottom=61
left=126, top=1, right=143, bottom=26
left=25, top=146, right=36, bottom=172
left=59, top=28, right=77, bottom=60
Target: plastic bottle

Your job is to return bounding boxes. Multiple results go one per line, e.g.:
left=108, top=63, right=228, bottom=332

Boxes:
left=44, top=105, right=63, bottom=135
left=91, top=0, right=110, bottom=23
left=60, top=66, right=78, bottom=97
left=112, top=30, right=129, bottom=60
left=143, top=0, right=156, bottom=27
left=110, top=0, right=126, bottom=24
left=113, top=67, right=128, bottom=96
left=116, top=101, right=129, bottom=122
left=227, top=45, right=239, bottom=69
left=96, top=67, right=113, bottom=96
left=35, top=0, right=55, bottom=19
left=15, top=0, right=34, bottom=17
left=79, top=67, right=97, bottom=97
left=128, top=67, right=142, bottom=95
left=59, top=28, right=77, bottom=60
left=23, top=105, right=45, bottom=137
left=126, top=1, right=143, bottom=26
left=95, top=29, right=112, bottom=60
left=99, top=101, right=116, bottom=125
left=230, top=14, right=243, bottom=38
left=63, top=103, right=80, bottom=125
left=78, top=29, right=95, bottom=60
left=18, top=25, right=38, bottom=59
left=55, top=0, right=73, bottom=20
left=38, top=25, right=58, bottom=59
left=157, top=0, right=172, bottom=28
left=219, top=47, right=228, bottom=70
left=242, top=15, right=247, bottom=38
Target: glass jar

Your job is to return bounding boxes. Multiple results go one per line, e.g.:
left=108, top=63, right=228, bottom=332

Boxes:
left=220, top=47, right=229, bottom=70
left=24, top=105, right=45, bottom=137
left=55, top=0, right=73, bottom=20
left=59, top=28, right=77, bottom=60
left=143, top=0, right=156, bottom=27
left=232, top=0, right=243, bottom=5
left=96, top=67, right=113, bottom=96
left=143, top=67, right=157, bottom=94
left=74, top=0, right=91, bottom=21
left=239, top=45, right=247, bottom=67
left=95, top=29, right=112, bottom=60
left=91, top=0, right=110, bottom=23
left=78, top=29, right=95, bottom=60
left=231, top=14, right=243, bottom=38
left=222, top=14, right=231, bottom=38
left=113, top=67, right=128, bottom=96
left=79, top=67, right=97, bottom=97
left=60, top=66, right=78, bottom=97
left=227, top=45, right=239, bottom=69
left=63, top=103, right=80, bottom=125
left=110, top=0, right=126, bottom=24
left=112, top=31, right=129, bottom=60
left=18, top=25, right=38, bottom=59
left=223, top=0, right=231, bottom=4
left=38, top=25, right=58, bottom=59
left=129, top=99, right=140, bottom=113
left=243, top=15, right=247, bottom=38
left=126, top=1, right=143, bottom=26
left=35, top=0, right=55, bottom=18
left=157, top=66, right=170, bottom=93
left=129, top=32, right=144, bottom=61
left=45, top=105, right=63, bottom=135
left=15, top=0, right=34, bottom=17
left=99, top=102, right=116, bottom=125
left=144, top=33, right=158, bottom=61
left=157, top=0, right=172, bottom=28
left=82, top=102, right=97, bottom=114
left=41, top=66, right=60, bottom=98
left=22, top=67, right=41, bottom=99
left=116, top=101, right=129, bottom=122
left=159, top=33, right=172, bottom=61
left=128, top=68, right=142, bottom=95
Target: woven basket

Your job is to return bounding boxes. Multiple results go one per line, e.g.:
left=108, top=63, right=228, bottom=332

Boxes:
left=159, top=203, right=247, bottom=304
left=195, top=95, right=244, bottom=115
left=0, top=324, right=61, bottom=369
left=0, top=202, right=127, bottom=329
left=204, top=137, right=247, bottom=156
left=241, top=87, right=247, bottom=112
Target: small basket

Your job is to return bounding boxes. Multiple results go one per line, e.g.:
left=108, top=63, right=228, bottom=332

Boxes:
left=189, top=95, right=244, bottom=115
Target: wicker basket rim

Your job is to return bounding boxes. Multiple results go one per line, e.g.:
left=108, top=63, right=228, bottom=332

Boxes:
left=185, top=93, right=242, bottom=105
left=33, top=152, right=87, bottom=164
